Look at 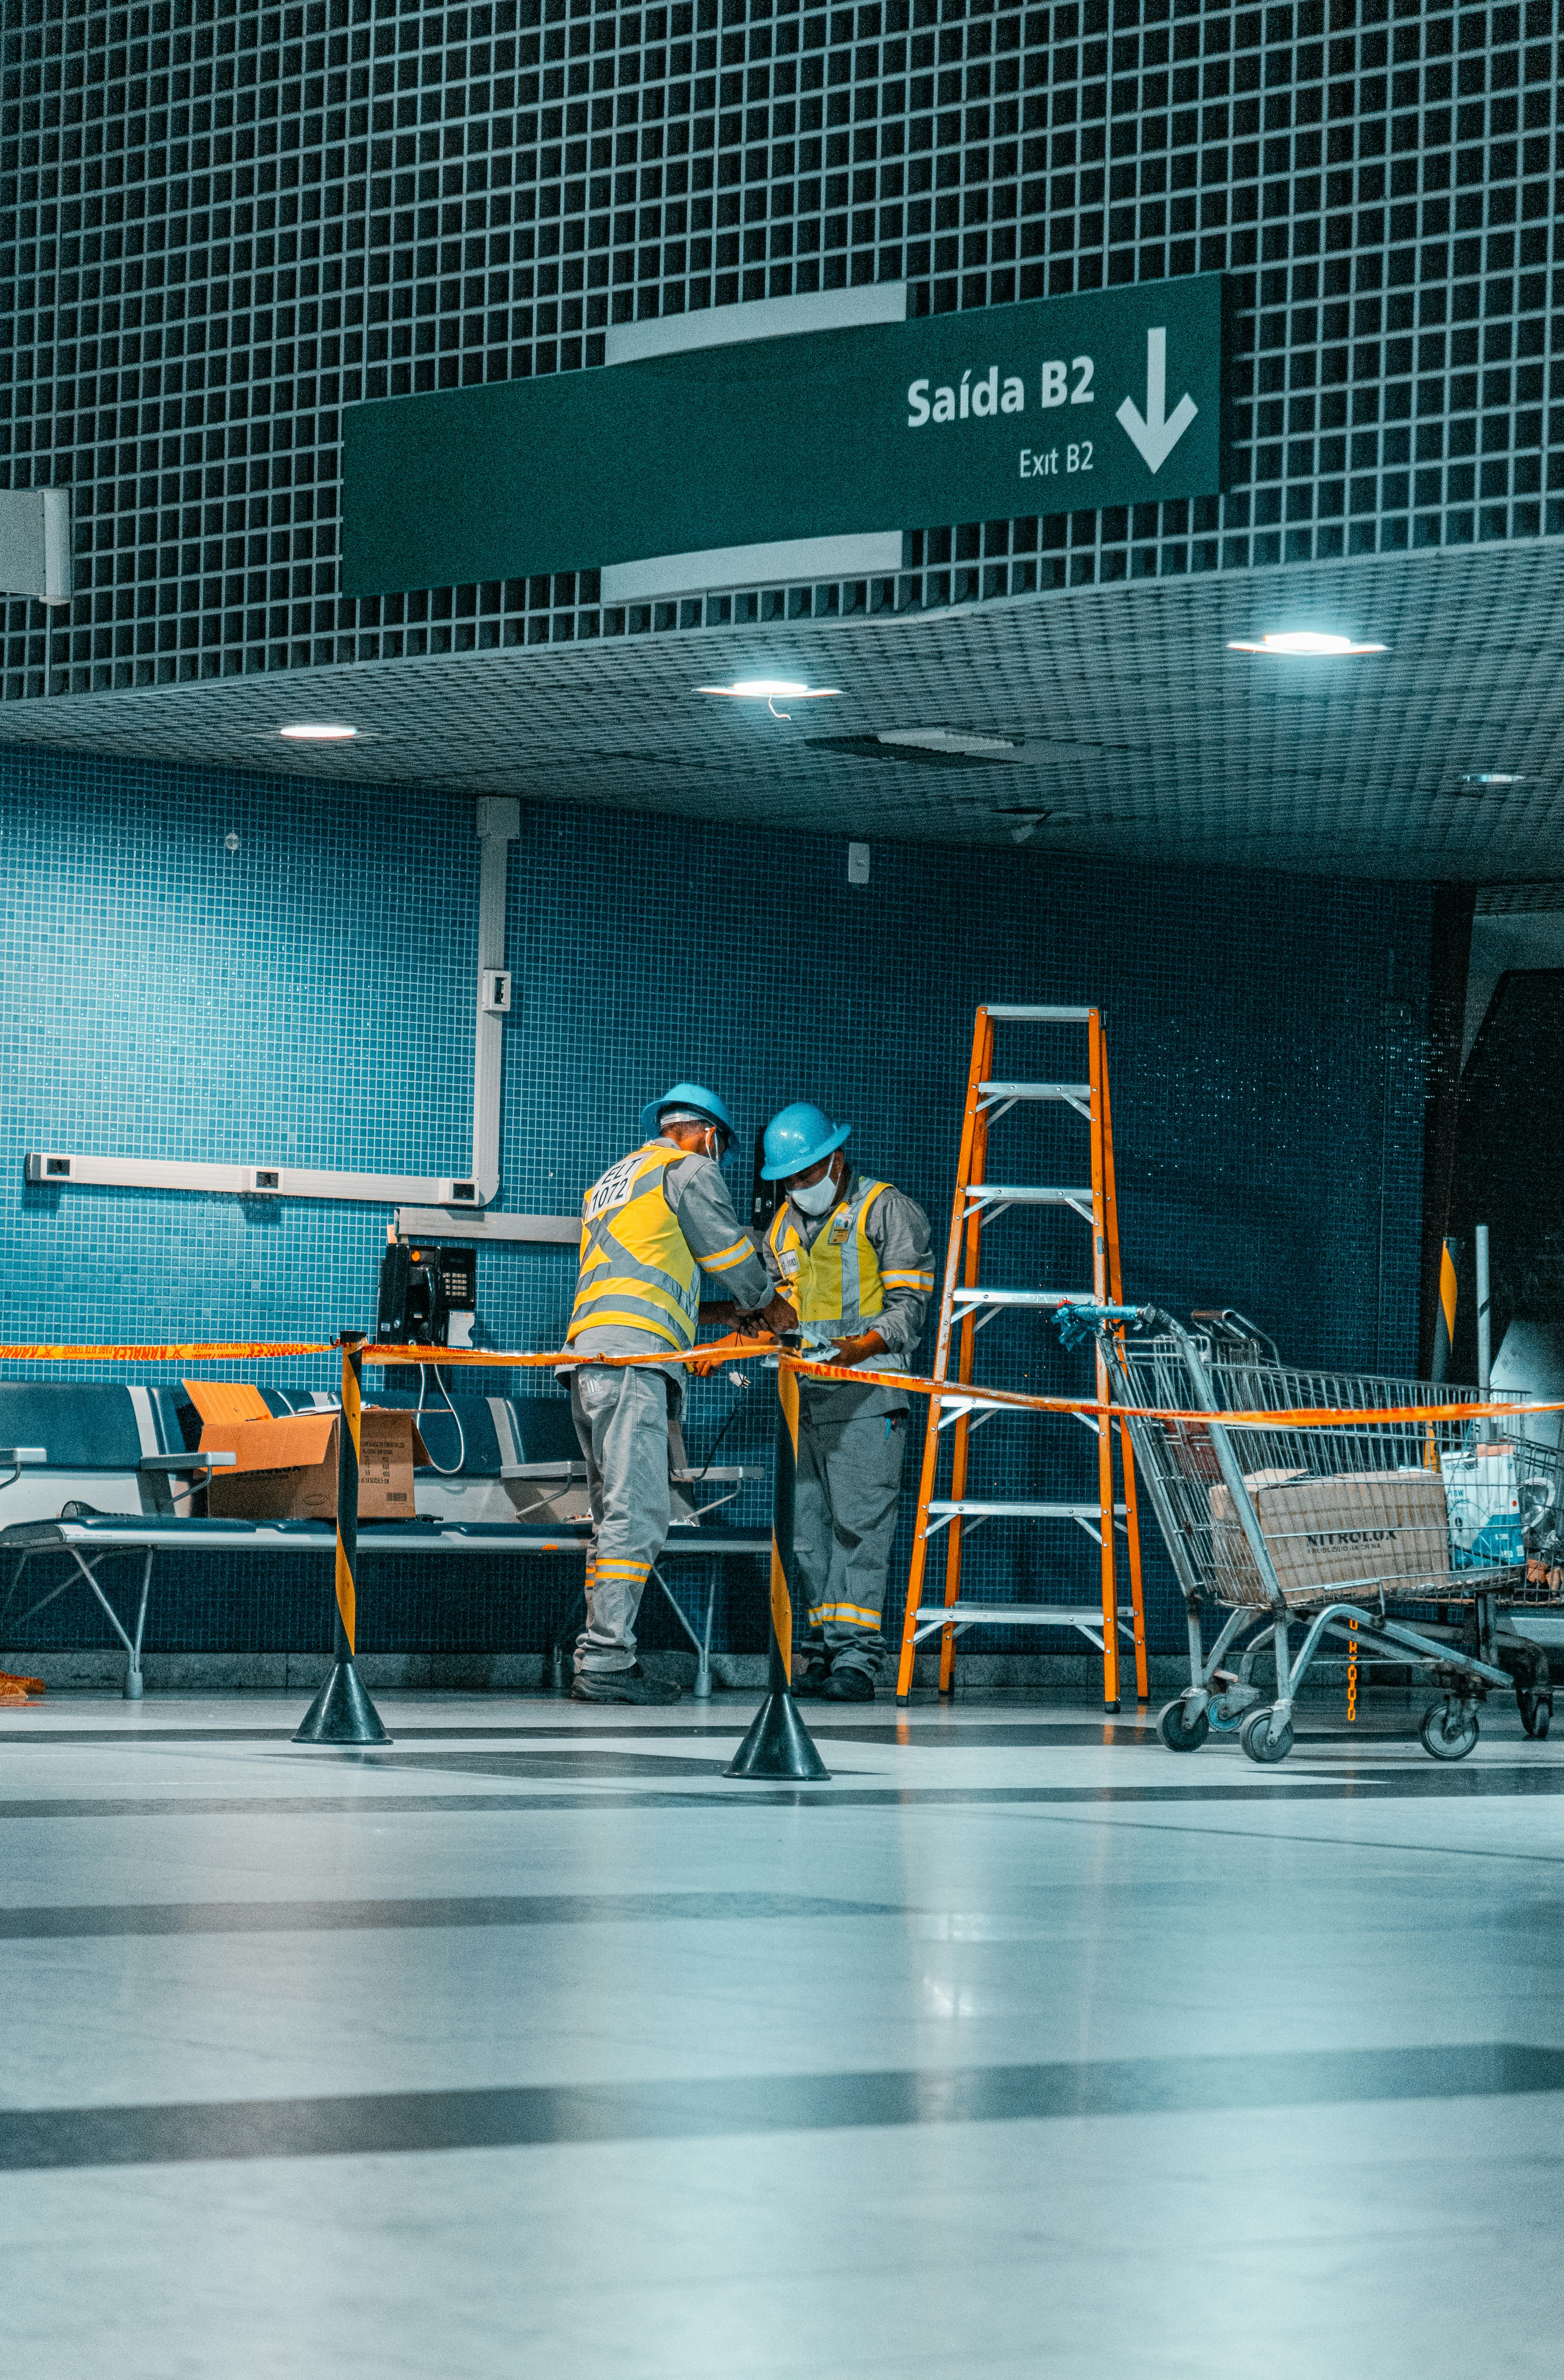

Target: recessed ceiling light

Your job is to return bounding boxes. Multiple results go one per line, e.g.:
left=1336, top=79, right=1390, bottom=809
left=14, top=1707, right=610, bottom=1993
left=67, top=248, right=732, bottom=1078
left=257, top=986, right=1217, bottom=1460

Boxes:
left=699, top=678, right=839, bottom=698
left=1227, top=631, right=1387, bottom=656
left=698, top=677, right=840, bottom=718
left=278, top=722, right=358, bottom=740
left=879, top=727, right=1018, bottom=758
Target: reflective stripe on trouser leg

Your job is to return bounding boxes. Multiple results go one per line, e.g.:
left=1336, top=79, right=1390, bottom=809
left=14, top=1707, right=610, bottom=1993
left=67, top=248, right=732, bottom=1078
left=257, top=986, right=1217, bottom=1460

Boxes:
left=793, top=1403, right=909, bottom=1679
left=570, top=1365, right=676, bottom=1671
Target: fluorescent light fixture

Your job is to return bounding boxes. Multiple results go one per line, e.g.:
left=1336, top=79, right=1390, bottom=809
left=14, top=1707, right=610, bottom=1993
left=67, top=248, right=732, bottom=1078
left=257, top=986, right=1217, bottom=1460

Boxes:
left=1227, top=631, right=1386, bottom=656
left=278, top=721, right=358, bottom=740
left=1459, top=772, right=1528, bottom=786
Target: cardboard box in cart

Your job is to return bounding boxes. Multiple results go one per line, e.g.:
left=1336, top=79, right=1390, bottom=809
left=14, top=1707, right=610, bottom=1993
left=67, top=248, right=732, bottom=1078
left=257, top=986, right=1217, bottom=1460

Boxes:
left=184, top=1382, right=430, bottom=1521
left=1210, top=1469, right=1453, bottom=1606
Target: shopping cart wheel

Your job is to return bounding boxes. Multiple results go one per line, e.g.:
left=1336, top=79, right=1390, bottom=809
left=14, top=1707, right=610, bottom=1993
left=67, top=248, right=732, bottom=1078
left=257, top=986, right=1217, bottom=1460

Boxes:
left=1238, top=1706, right=1293, bottom=1764
left=1518, top=1690, right=1551, bottom=1741
left=1419, top=1698, right=1479, bottom=1761
left=1158, top=1697, right=1209, bottom=1752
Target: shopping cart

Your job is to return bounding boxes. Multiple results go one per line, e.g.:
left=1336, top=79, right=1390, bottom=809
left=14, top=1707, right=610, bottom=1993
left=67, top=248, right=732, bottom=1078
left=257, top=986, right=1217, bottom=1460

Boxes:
left=1060, top=1303, right=1545, bottom=1765
left=1490, top=1423, right=1564, bottom=1738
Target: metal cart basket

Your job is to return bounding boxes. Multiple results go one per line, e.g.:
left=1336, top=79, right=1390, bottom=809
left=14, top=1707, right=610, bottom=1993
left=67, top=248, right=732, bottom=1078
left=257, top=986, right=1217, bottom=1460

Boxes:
left=1066, top=1304, right=1553, bottom=1764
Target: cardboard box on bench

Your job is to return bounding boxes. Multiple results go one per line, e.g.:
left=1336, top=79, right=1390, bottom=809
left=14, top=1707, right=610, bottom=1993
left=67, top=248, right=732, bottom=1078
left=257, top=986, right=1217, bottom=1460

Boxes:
left=184, top=1383, right=430, bottom=1521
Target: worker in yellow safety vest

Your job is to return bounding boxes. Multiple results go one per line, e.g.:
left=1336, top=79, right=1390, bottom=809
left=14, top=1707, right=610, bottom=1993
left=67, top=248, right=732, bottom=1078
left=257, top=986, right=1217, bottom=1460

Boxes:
left=560, top=1079, right=797, bottom=1704
left=759, top=1101, right=934, bottom=1702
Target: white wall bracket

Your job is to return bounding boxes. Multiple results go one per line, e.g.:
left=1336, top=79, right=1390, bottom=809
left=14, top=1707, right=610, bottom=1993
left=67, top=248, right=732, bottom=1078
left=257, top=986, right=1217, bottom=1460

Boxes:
left=394, top=1206, right=579, bottom=1245
left=472, top=796, right=519, bottom=1204
left=24, top=1152, right=481, bottom=1207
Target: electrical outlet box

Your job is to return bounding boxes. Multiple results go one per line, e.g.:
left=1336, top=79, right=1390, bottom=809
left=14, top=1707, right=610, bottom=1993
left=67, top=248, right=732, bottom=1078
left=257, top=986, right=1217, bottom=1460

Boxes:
left=439, top=1178, right=481, bottom=1206
left=481, top=968, right=512, bottom=1015
left=245, top=1167, right=281, bottom=1195
left=25, top=1152, right=72, bottom=1183
left=847, top=841, right=871, bottom=885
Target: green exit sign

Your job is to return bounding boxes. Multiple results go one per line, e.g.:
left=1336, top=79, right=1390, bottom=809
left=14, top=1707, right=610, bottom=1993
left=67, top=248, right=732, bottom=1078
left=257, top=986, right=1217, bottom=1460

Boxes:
left=342, top=274, right=1226, bottom=598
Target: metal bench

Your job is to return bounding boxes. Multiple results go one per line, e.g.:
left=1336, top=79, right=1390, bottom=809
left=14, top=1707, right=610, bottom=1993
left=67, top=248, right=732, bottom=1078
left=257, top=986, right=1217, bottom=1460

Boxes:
left=0, top=1382, right=769, bottom=1698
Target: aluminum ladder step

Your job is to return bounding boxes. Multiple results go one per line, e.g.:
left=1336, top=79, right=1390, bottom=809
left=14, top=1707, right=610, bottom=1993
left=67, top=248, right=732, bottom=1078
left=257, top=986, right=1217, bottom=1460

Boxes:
left=977, top=1078, right=1094, bottom=1122
left=950, top=1287, right=1095, bottom=1307
left=912, top=1603, right=1139, bottom=1623
left=985, top=1006, right=1094, bottom=1021
left=966, top=1185, right=1095, bottom=1204
left=905, top=1601, right=1140, bottom=1652
left=927, top=1500, right=1129, bottom=1520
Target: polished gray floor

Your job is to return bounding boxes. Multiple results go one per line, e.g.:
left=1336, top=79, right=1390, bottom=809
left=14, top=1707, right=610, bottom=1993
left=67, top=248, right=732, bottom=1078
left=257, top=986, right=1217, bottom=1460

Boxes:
left=3, top=1686, right=1562, bottom=2376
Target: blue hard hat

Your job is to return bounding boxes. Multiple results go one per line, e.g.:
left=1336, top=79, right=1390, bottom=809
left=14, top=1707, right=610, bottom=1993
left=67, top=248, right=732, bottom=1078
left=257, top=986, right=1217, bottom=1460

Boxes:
left=760, top=1100, right=852, bottom=1181
left=640, top=1080, right=737, bottom=1144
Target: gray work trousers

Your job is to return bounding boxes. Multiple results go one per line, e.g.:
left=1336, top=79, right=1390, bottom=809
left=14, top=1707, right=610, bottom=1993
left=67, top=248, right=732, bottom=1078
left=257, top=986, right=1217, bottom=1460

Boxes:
left=569, top=1365, right=683, bottom=1673
left=793, top=1391, right=910, bottom=1679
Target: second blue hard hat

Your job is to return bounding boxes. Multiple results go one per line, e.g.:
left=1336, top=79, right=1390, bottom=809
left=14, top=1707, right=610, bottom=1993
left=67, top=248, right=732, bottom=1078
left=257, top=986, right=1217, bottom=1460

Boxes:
left=640, top=1080, right=737, bottom=1143
left=760, top=1100, right=852, bottom=1181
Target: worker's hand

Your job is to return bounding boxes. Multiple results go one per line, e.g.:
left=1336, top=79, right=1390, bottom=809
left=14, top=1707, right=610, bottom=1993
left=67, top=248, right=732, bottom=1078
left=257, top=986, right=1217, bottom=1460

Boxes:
left=688, top=1332, right=756, bottom=1377
left=698, top=1300, right=738, bottom=1325
left=826, top=1330, right=887, bottom=1368
left=742, top=1294, right=797, bottom=1338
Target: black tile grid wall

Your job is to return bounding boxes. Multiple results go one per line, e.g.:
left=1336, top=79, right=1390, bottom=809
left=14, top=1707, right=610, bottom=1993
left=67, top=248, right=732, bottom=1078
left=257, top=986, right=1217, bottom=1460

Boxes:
left=2, top=2, right=1560, bottom=695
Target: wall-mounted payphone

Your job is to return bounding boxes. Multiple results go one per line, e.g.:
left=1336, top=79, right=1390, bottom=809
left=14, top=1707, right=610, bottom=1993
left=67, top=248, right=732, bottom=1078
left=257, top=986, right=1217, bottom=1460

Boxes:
left=376, top=1237, right=477, bottom=1347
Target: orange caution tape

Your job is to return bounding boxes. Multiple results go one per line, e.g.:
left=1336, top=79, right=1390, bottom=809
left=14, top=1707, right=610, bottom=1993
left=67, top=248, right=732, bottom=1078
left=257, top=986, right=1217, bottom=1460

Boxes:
left=366, top=1343, right=1550, bottom=1428
left=0, top=1342, right=332, bottom=1362
left=780, top=1354, right=1550, bottom=1429
left=0, top=1335, right=1549, bottom=1430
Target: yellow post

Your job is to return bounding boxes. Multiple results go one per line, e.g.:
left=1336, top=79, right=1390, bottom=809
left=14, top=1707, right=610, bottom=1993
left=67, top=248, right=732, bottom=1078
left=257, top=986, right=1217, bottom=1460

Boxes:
left=292, top=1332, right=389, bottom=1746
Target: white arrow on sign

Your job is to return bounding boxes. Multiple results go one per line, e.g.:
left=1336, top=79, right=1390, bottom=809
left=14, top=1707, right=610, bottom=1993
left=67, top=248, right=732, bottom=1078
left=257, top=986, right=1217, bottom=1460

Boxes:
left=1116, top=327, right=1198, bottom=472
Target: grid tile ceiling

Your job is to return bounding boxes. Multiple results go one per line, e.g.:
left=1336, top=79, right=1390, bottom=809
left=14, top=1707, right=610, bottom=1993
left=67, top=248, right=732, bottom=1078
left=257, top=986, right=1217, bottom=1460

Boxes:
left=7, top=538, right=1564, bottom=884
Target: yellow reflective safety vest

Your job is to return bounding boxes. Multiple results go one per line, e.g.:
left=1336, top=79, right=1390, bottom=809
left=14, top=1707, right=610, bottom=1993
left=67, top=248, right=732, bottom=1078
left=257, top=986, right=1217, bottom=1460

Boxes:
left=566, top=1142, right=700, bottom=1352
left=767, top=1177, right=891, bottom=1336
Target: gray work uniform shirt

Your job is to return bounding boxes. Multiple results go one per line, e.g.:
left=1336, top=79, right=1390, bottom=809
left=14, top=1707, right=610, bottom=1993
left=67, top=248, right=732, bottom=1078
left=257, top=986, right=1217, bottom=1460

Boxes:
left=560, top=1138, right=775, bottom=1384
left=762, top=1171, right=934, bottom=1421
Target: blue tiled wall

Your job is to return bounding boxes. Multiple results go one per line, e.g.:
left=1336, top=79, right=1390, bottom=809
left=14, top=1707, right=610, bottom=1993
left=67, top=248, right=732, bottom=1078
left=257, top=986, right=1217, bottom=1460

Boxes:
left=0, top=740, right=1434, bottom=1665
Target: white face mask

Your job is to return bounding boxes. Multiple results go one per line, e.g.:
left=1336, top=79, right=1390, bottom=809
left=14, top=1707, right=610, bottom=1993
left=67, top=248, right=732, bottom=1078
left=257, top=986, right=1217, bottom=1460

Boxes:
left=790, top=1167, right=840, bottom=1216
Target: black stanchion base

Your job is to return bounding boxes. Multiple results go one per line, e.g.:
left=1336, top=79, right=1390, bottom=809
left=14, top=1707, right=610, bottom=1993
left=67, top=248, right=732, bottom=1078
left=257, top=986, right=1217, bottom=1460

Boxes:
left=725, top=1689, right=830, bottom=1781
left=292, top=1660, right=391, bottom=1746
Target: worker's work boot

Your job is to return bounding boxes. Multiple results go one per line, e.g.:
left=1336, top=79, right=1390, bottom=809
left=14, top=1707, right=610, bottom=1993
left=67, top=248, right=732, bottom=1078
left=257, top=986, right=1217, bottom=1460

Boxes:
left=821, top=1665, right=874, bottom=1702
left=571, top=1663, right=681, bottom=1706
left=793, top=1658, right=831, bottom=1698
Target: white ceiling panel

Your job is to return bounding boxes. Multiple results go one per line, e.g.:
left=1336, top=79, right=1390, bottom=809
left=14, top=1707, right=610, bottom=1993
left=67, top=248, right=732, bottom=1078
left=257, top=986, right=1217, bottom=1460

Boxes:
left=5, top=541, right=1564, bottom=885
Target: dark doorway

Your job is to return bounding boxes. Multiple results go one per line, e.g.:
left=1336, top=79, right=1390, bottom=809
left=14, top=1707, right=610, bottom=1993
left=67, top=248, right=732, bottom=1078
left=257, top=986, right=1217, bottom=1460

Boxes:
left=1447, top=968, right=1564, bottom=1387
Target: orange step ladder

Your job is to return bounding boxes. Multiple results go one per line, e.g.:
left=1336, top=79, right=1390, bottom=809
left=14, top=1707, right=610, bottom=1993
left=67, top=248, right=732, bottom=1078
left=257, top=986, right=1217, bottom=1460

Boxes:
left=893, top=1004, right=1149, bottom=1711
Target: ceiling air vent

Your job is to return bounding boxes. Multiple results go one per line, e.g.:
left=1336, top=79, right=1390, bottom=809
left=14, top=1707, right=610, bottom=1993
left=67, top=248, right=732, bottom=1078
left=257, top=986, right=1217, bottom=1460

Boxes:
left=876, top=727, right=1019, bottom=758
